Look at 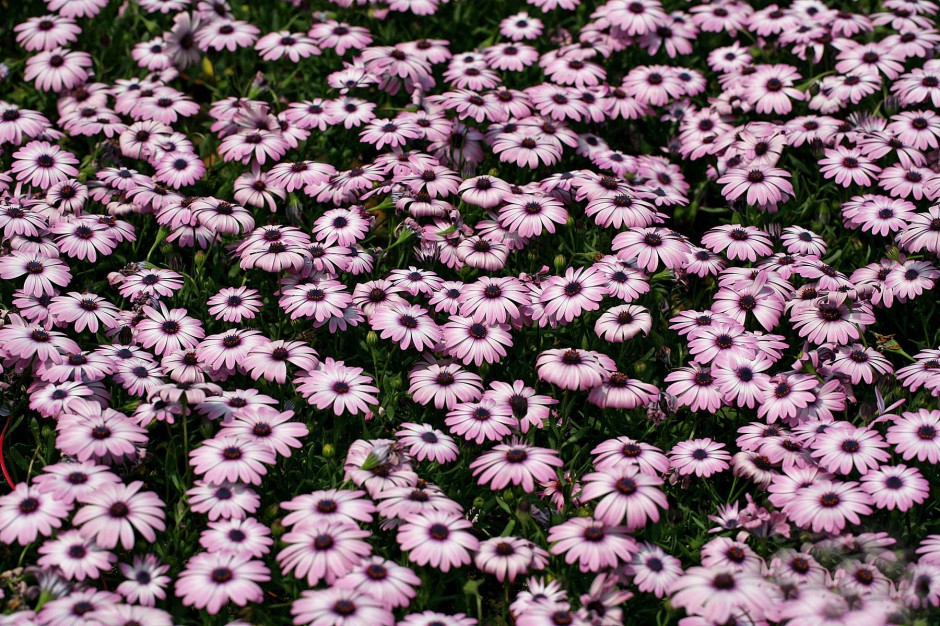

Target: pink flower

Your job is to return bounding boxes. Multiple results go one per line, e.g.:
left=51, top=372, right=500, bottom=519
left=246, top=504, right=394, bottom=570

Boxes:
left=783, top=480, right=873, bottom=533
left=175, top=551, right=269, bottom=615
left=296, top=359, right=379, bottom=416
left=470, top=440, right=562, bottom=492
left=548, top=517, right=637, bottom=573
left=72, top=481, right=166, bottom=550
left=0, top=482, right=71, bottom=546
left=278, top=519, right=372, bottom=586
left=397, top=510, right=479, bottom=572
left=580, top=466, right=667, bottom=530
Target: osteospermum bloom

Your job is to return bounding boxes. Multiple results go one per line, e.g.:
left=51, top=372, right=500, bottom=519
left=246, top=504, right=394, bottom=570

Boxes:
left=0, top=483, right=70, bottom=546
left=474, top=536, right=544, bottom=583
left=336, top=556, right=422, bottom=610
left=397, top=511, right=480, bottom=572
left=783, top=480, right=874, bottom=533
left=470, top=440, right=562, bottom=492
left=717, top=165, right=794, bottom=207
left=370, top=303, right=443, bottom=352
left=548, top=517, right=637, bottom=573
left=860, top=465, right=930, bottom=511
left=669, top=438, right=731, bottom=477
left=189, top=436, right=276, bottom=486
left=536, top=348, right=611, bottom=391
left=72, top=481, right=166, bottom=550
left=296, top=359, right=379, bottom=416
left=887, top=409, right=940, bottom=463
left=539, top=266, right=607, bottom=324
left=38, top=529, right=115, bottom=581
left=175, top=551, right=269, bottom=615
left=292, top=588, right=394, bottom=626
left=277, top=519, right=372, bottom=586
left=580, top=466, right=668, bottom=530
left=669, top=567, right=774, bottom=624
left=811, top=426, right=891, bottom=475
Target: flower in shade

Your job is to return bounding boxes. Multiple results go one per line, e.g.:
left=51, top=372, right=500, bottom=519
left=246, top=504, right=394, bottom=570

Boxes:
left=397, top=510, right=480, bottom=572
left=539, top=266, right=608, bottom=324
left=23, top=48, right=92, bottom=92
left=135, top=304, right=205, bottom=356
left=33, top=461, right=120, bottom=504
left=594, top=305, right=652, bottom=343
left=442, top=316, right=513, bottom=366
left=277, top=519, right=372, bottom=586
left=0, top=251, right=72, bottom=296
left=580, top=466, right=668, bottom=530
left=206, top=286, right=262, bottom=323
left=38, top=589, right=121, bottom=626
left=548, top=517, right=637, bottom=573
left=174, top=551, right=269, bottom=615
left=470, top=440, right=562, bottom=492
left=624, top=542, right=684, bottom=598
left=199, top=516, right=273, bottom=558
left=71, top=480, right=165, bottom=550
left=887, top=409, right=940, bottom=463
left=409, top=359, right=484, bottom=410
left=716, top=165, right=794, bottom=207
left=587, top=371, right=660, bottom=410
left=664, top=364, right=724, bottom=413
left=187, top=481, right=260, bottom=521
left=280, top=489, right=376, bottom=529
left=445, top=399, right=517, bottom=445
left=611, top=226, right=689, bottom=273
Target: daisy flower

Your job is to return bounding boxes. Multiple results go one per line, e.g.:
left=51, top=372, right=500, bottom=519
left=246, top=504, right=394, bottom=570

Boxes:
left=296, top=359, right=379, bottom=417
left=38, top=529, right=115, bottom=581
left=669, top=438, right=731, bottom=477
left=860, top=464, right=930, bottom=511
left=474, top=536, right=544, bottom=583
left=370, top=303, right=443, bottom=352
left=0, top=482, right=70, bottom=546
left=548, top=517, right=637, bottom=573
left=396, top=423, right=459, bottom=463
left=580, top=466, right=668, bottom=530
left=72, top=481, right=166, bottom=550
left=189, top=436, right=276, bottom=486
left=717, top=165, right=794, bottom=207
left=175, top=551, right=269, bottom=615
left=397, top=511, right=480, bottom=572
left=408, top=359, right=484, bottom=410
left=277, top=519, right=372, bottom=586
left=336, top=556, right=421, bottom=610
left=292, top=588, right=394, bottom=626
left=784, top=480, right=873, bottom=533
left=669, top=567, right=773, bottom=625
left=470, top=440, right=562, bottom=493
left=280, top=489, right=376, bottom=529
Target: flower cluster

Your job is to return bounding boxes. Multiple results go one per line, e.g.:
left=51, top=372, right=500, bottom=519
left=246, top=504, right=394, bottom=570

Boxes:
left=0, top=0, right=939, bottom=624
